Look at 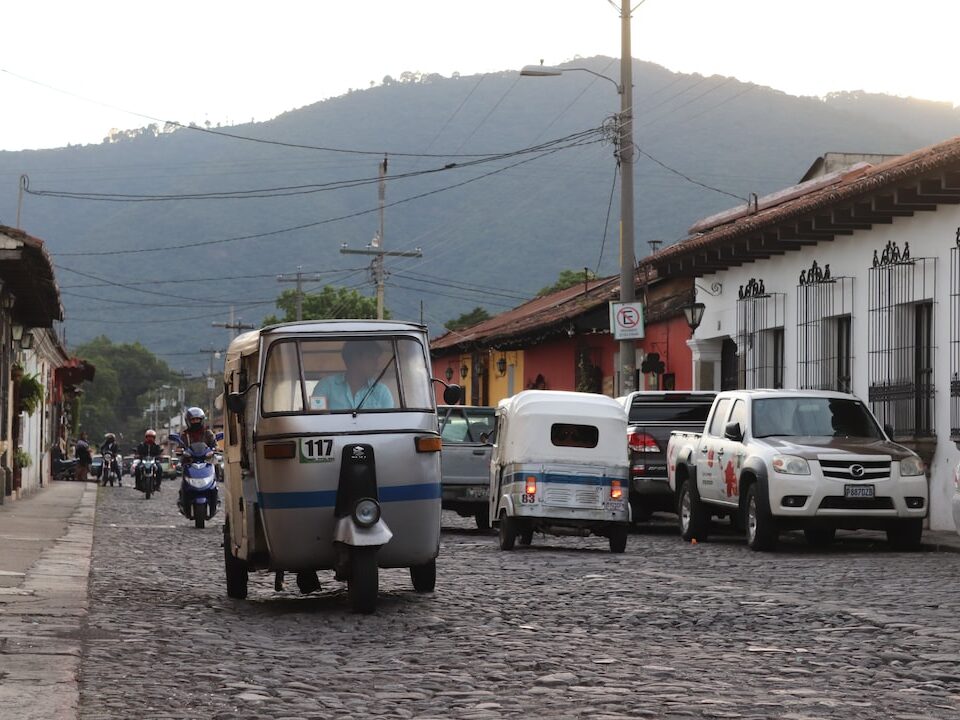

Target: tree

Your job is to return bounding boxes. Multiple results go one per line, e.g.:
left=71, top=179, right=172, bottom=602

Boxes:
left=444, top=307, right=491, bottom=332
left=537, top=269, right=597, bottom=297
left=263, top=286, right=385, bottom=325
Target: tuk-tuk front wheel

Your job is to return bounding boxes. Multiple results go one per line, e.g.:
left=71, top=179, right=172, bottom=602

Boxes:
left=223, top=522, right=248, bottom=600
left=410, top=559, right=436, bottom=592
left=348, top=547, right=378, bottom=614
left=498, top=511, right=517, bottom=551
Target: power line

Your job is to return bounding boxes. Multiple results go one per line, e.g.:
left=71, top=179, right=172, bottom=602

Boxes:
left=635, top=146, right=746, bottom=201
left=595, top=161, right=620, bottom=274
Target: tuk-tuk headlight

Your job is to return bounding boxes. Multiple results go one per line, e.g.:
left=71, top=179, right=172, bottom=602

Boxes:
left=353, top=498, right=381, bottom=528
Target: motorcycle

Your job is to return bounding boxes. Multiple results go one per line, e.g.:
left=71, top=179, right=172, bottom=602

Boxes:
left=135, top=457, right=162, bottom=499
left=101, top=451, right=120, bottom=487
left=53, top=457, right=78, bottom=482
left=170, top=435, right=219, bottom=529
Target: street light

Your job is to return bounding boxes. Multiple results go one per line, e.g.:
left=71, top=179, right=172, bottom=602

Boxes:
left=520, top=0, right=637, bottom=395
left=682, top=302, right=706, bottom=332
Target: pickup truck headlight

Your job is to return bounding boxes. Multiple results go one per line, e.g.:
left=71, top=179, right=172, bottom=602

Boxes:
left=771, top=455, right=810, bottom=475
left=899, top=456, right=924, bottom=477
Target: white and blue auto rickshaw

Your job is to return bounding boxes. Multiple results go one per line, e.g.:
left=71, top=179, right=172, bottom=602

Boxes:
left=489, top=390, right=631, bottom=553
left=221, top=320, right=460, bottom=613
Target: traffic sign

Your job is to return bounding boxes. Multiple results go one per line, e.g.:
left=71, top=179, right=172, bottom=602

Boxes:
left=609, top=302, right=645, bottom=340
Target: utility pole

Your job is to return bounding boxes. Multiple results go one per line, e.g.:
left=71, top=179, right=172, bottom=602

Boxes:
left=339, top=156, right=422, bottom=319
left=212, top=306, right=255, bottom=338
left=277, top=266, right=325, bottom=321
left=617, top=0, right=637, bottom=396
left=201, top=348, right=224, bottom=417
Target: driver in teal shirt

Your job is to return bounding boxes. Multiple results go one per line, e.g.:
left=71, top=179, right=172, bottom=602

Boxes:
left=311, top=340, right=394, bottom=411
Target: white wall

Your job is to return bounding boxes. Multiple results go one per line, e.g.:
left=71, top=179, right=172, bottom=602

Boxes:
left=689, top=205, right=960, bottom=531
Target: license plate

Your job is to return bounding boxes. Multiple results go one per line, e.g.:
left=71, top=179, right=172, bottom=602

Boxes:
left=844, top=484, right=875, bottom=498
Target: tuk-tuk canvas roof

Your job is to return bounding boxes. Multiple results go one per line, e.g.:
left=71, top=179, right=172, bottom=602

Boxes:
left=226, top=330, right=260, bottom=361
left=497, top=391, right=628, bottom=466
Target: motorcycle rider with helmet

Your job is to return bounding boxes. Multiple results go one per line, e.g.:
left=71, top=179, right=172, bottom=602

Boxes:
left=135, top=429, right=163, bottom=492
left=177, top=408, right=217, bottom=513
left=99, top=432, right=121, bottom=486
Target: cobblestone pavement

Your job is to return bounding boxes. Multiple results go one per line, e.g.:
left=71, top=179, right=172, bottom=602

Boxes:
left=79, top=483, right=960, bottom=720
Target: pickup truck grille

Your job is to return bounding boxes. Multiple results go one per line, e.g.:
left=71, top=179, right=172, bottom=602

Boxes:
left=818, top=458, right=891, bottom=482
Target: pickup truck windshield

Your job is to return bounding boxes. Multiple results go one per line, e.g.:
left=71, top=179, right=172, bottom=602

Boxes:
left=752, top=398, right=883, bottom=439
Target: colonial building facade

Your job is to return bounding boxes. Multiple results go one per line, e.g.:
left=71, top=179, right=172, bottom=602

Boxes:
left=643, top=138, right=960, bottom=531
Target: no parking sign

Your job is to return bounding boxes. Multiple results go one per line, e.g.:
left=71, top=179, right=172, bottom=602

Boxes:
left=609, top=302, right=645, bottom=340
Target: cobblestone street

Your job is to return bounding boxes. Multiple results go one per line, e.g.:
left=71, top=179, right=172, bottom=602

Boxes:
left=79, top=483, right=960, bottom=720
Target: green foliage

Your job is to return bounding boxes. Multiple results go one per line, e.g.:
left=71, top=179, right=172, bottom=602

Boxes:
left=264, top=286, right=385, bottom=325
left=72, top=336, right=175, bottom=444
left=445, top=307, right=491, bottom=332
left=18, top=373, right=44, bottom=416
left=14, top=448, right=31, bottom=469
left=537, top=269, right=597, bottom=297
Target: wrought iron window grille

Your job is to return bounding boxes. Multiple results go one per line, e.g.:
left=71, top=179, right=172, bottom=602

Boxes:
left=796, top=273, right=854, bottom=392
left=737, top=286, right=785, bottom=389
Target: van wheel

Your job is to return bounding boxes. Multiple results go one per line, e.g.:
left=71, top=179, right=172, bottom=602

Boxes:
left=745, top=483, right=778, bottom=551
left=410, top=559, right=436, bottom=592
left=348, top=547, right=378, bottom=614
left=498, top=511, right=517, bottom=551
left=678, top=480, right=709, bottom=542
left=475, top=506, right=490, bottom=531
left=804, top=525, right=836, bottom=548
left=223, top=523, right=248, bottom=600
left=609, top=526, right=628, bottom=553
left=887, top=519, right=922, bottom=551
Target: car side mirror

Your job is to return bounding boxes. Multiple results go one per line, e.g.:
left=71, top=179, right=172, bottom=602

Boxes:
left=442, top=384, right=463, bottom=406
left=724, top=422, right=743, bottom=442
left=226, top=393, right=246, bottom=413
left=479, top=431, right=492, bottom=445
left=884, top=423, right=895, bottom=440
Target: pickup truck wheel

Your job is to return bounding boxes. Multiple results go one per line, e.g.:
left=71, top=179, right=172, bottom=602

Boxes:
left=475, top=506, right=490, bottom=531
left=745, top=483, right=778, bottom=551
left=678, top=480, right=709, bottom=542
left=498, top=511, right=517, bottom=551
left=887, top=519, right=922, bottom=551
left=803, top=525, right=836, bottom=548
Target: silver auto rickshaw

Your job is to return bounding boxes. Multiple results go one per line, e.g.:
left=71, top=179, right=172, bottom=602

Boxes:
left=221, top=320, right=460, bottom=613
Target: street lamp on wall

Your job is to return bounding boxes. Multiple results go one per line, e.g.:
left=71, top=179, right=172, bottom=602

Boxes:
left=496, top=356, right=507, bottom=375
left=19, top=331, right=34, bottom=350
left=459, top=364, right=469, bottom=379
left=11, top=324, right=24, bottom=342
left=682, top=302, right=706, bottom=332
left=444, top=366, right=454, bottom=382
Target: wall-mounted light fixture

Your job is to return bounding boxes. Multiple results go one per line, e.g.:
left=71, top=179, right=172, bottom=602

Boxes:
left=444, top=366, right=454, bottom=382
left=19, top=331, right=34, bottom=350
left=0, top=293, right=15, bottom=310
left=11, top=324, right=24, bottom=342
left=682, top=303, right=706, bottom=332
left=496, top=356, right=507, bottom=375
left=459, top=364, right=469, bottom=379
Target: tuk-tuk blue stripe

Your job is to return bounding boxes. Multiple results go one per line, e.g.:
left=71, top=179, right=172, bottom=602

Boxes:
left=257, top=482, right=440, bottom=509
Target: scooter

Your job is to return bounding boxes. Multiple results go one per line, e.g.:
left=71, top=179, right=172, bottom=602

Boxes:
left=170, top=435, right=219, bottom=529
left=53, top=457, right=78, bottom=482
left=135, top=457, right=161, bottom=499
left=101, top=451, right=118, bottom=487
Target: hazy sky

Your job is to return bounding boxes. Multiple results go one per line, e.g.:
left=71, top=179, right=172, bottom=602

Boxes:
left=1, top=0, right=957, bottom=152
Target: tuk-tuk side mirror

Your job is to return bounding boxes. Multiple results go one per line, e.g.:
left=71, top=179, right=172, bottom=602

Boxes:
left=724, top=422, right=743, bottom=442
left=226, top=392, right=246, bottom=414
left=442, top=384, right=463, bottom=406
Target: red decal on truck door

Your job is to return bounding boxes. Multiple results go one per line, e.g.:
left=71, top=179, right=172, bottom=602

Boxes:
left=724, top=460, right=738, bottom=497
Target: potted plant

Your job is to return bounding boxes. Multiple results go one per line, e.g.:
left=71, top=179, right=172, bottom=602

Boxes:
left=14, top=448, right=31, bottom=469
left=18, top=373, right=44, bottom=416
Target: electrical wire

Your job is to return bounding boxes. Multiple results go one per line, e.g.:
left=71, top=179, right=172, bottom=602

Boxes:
left=452, top=76, right=521, bottom=155
left=595, top=161, right=619, bottom=274
left=634, top=146, right=746, bottom=201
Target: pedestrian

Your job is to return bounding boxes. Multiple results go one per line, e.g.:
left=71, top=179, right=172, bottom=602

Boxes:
left=75, top=432, right=92, bottom=482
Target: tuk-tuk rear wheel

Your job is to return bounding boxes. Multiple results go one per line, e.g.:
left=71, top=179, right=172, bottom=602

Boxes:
left=410, top=559, right=436, bottom=592
left=608, top=526, right=628, bottom=554
left=518, top=525, right=533, bottom=546
left=223, top=523, right=248, bottom=600
left=348, top=547, right=378, bottom=614
left=498, top=511, right=517, bottom=551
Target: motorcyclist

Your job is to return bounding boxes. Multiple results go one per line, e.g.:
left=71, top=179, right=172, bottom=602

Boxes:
left=178, top=408, right=217, bottom=515
left=135, top=429, right=163, bottom=492
left=99, top=433, right=121, bottom=486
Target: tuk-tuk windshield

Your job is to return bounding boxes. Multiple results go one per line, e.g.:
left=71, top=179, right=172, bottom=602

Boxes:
left=261, top=336, right=434, bottom=415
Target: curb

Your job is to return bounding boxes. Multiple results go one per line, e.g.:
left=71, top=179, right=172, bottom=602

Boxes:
left=0, top=481, right=97, bottom=720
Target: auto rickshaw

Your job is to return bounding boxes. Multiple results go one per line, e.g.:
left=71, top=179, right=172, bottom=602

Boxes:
left=489, top=390, right=631, bottom=553
left=221, top=320, right=460, bottom=613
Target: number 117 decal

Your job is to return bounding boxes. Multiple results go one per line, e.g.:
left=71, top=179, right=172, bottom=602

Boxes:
left=300, top=438, right=334, bottom=463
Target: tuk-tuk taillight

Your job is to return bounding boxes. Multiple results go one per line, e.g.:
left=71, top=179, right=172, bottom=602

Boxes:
left=525, top=476, right=537, bottom=497
left=610, top=480, right=623, bottom=500
left=415, top=436, right=443, bottom=453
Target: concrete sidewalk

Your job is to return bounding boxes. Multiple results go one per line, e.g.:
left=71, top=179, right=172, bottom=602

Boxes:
left=0, top=480, right=97, bottom=720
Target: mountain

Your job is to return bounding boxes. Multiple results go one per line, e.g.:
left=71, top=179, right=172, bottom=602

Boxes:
left=1, top=56, right=958, bottom=373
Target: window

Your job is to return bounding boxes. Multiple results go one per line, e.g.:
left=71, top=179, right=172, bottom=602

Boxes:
left=628, top=401, right=714, bottom=424
left=736, top=290, right=786, bottom=390
left=835, top=316, right=852, bottom=393
left=707, top=398, right=731, bottom=437
left=728, top=399, right=746, bottom=435
left=438, top=408, right=496, bottom=444
left=796, top=277, right=854, bottom=392
left=551, top=423, right=599, bottom=448
left=261, top=336, right=433, bottom=415
left=752, top=398, right=883, bottom=439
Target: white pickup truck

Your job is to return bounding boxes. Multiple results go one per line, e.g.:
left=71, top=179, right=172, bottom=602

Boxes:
left=666, top=390, right=928, bottom=551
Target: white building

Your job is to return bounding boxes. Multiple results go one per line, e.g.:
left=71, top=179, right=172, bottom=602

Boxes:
left=644, top=137, right=960, bottom=531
